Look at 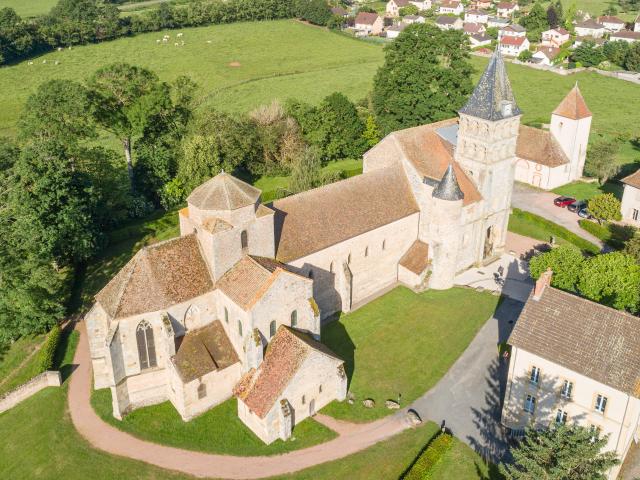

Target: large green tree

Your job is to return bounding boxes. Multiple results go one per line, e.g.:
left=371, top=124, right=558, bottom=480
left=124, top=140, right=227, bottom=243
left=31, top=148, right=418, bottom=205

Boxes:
left=372, top=23, right=473, bottom=134
left=529, top=245, right=584, bottom=291
left=316, top=92, right=367, bottom=161
left=520, top=2, right=549, bottom=41
left=501, top=425, right=619, bottom=480
left=572, top=41, right=605, bottom=67
left=578, top=252, right=640, bottom=312
left=588, top=193, right=622, bottom=222
left=584, top=139, right=620, bottom=184
left=288, top=147, right=340, bottom=195
left=625, top=42, right=640, bottom=72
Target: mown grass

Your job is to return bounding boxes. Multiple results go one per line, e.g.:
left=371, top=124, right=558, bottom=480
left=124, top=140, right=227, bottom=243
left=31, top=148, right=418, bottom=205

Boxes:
left=321, top=286, right=500, bottom=422
left=552, top=180, right=624, bottom=201
left=0, top=334, right=46, bottom=396
left=0, top=0, right=56, bottom=17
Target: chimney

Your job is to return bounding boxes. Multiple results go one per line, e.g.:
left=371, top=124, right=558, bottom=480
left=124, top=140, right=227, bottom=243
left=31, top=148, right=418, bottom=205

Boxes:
left=533, top=268, right=553, bottom=300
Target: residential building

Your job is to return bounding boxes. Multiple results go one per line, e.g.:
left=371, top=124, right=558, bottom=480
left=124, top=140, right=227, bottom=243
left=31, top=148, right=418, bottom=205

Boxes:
left=621, top=170, right=640, bottom=226
left=470, top=0, right=492, bottom=9
left=465, top=9, right=489, bottom=24
left=435, top=15, right=464, bottom=30
left=532, top=46, right=561, bottom=65
left=541, top=27, right=570, bottom=47
left=609, top=30, right=640, bottom=43
left=502, top=271, right=640, bottom=480
left=488, top=16, right=510, bottom=28
left=464, top=22, right=486, bottom=35
left=386, top=22, right=408, bottom=38
left=597, top=15, right=626, bottom=32
left=438, top=0, right=463, bottom=15
left=498, top=24, right=527, bottom=39
left=575, top=19, right=606, bottom=38
left=496, top=1, right=518, bottom=18
left=469, top=33, right=492, bottom=47
left=354, top=12, right=384, bottom=35
left=499, top=35, right=530, bottom=56
left=386, top=0, right=431, bottom=16
left=403, top=14, right=426, bottom=24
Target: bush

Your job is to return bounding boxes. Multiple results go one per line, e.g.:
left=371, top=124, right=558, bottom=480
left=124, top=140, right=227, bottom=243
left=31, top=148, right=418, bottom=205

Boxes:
left=579, top=219, right=610, bottom=241
left=579, top=219, right=634, bottom=250
left=403, top=433, right=454, bottom=479
left=38, top=324, right=61, bottom=372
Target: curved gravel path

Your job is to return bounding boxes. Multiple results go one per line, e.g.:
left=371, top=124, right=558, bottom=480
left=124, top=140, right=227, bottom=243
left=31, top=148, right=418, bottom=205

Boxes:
left=68, top=322, right=411, bottom=479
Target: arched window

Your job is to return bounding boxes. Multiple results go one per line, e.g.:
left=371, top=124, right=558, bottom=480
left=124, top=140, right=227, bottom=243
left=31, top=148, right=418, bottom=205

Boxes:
left=270, top=320, right=276, bottom=338
left=364, top=246, right=369, bottom=257
left=238, top=320, right=243, bottom=338
left=198, top=383, right=207, bottom=399
left=241, top=230, right=248, bottom=251
left=136, top=320, right=157, bottom=370
left=291, top=310, right=297, bottom=327
left=224, top=307, right=229, bottom=323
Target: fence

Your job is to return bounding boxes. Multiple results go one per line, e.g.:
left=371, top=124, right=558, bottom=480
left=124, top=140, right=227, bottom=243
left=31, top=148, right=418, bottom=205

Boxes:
left=0, top=370, right=62, bottom=413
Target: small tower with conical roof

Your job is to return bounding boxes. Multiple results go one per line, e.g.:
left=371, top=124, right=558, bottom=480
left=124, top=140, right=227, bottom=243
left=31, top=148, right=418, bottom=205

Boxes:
left=455, top=48, right=521, bottom=264
left=430, top=164, right=464, bottom=290
left=550, top=84, right=592, bottom=183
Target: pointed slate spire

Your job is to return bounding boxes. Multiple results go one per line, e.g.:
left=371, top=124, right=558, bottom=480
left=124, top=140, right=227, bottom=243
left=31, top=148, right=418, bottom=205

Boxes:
left=432, top=164, right=464, bottom=201
left=459, top=48, right=521, bottom=121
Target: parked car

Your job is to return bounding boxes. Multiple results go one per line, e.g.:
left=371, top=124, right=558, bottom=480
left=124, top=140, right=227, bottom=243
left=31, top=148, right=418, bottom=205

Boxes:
left=578, top=207, right=592, bottom=219
left=554, top=196, right=576, bottom=208
left=568, top=200, right=587, bottom=213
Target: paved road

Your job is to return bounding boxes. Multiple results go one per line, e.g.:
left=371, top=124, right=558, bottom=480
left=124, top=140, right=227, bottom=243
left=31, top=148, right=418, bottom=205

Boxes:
left=512, top=183, right=603, bottom=248
left=410, top=297, right=523, bottom=463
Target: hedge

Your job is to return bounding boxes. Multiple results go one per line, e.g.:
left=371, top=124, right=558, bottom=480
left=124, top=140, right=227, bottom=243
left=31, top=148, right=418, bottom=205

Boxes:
left=403, top=433, right=454, bottom=480
left=578, top=219, right=632, bottom=250
left=38, top=324, right=61, bottom=372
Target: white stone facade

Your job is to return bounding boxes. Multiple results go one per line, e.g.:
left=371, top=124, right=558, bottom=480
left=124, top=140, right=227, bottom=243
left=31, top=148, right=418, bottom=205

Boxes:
left=621, top=183, right=640, bottom=226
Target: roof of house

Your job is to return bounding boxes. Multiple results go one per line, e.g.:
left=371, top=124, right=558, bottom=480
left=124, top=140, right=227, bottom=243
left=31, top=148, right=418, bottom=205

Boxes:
left=464, top=22, right=484, bottom=33
left=553, top=27, right=570, bottom=34
left=535, top=45, right=561, bottom=59
left=598, top=15, right=625, bottom=24
left=497, top=1, right=516, bottom=8
left=516, top=125, right=569, bottom=167
left=387, top=23, right=408, bottom=32
left=622, top=169, right=640, bottom=189
left=489, top=17, right=510, bottom=24
left=460, top=48, right=522, bottom=121
left=216, top=255, right=305, bottom=310
left=96, top=234, right=213, bottom=319
left=441, top=0, right=461, bottom=7
left=611, top=30, right=640, bottom=40
left=404, top=14, right=421, bottom=20
left=552, top=85, right=592, bottom=120
left=500, top=35, right=526, bottom=46
left=355, top=12, right=380, bottom=25
left=188, top=172, right=261, bottom=211
left=466, top=9, right=488, bottom=15
left=392, top=0, right=411, bottom=5
left=173, top=321, right=239, bottom=383
left=234, top=326, right=343, bottom=418
left=272, top=166, right=419, bottom=262
left=576, top=19, right=605, bottom=29
left=436, top=15, right=460, bottom=24
left=509, top=286, right=640, bottom=397
left=471, top=33, right=491, bottom=42
left=503, top=24, right=526, bottom=32
left=399, top=240, right=430, bottom=274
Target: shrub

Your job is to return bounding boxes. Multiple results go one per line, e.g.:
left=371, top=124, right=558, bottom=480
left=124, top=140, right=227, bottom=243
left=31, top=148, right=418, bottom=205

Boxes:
left=580, top=220, right=634, bottom=250
left=38, top=324, right=61, bottom=372
left=403, top=433, right=454, bottom=480
left=579, top=219, right=610, bottom=242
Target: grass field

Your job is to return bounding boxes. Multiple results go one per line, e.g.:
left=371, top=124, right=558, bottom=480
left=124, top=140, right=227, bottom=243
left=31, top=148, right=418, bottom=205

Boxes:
left=321, top=287, right=500, bottom=422
left=552, top=180, right=624, bottom=201
left=0, top=0, right=56, bottom=17
left=0, top=334, right=46, bottom=396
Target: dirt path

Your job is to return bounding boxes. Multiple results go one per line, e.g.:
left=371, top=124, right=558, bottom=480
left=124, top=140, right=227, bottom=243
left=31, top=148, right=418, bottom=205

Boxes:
left=68, top=322, right=412, bottom=479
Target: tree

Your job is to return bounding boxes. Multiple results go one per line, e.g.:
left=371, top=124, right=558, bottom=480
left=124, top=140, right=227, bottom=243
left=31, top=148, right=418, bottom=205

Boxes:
left=624, top=42, right=640, bottom=72
left=316, top=92, right=367, bottom=161
left=372, top=23, right=473, bottom=134
left=623, top=233, right=640, bottom=263
left=288, top=147, right=340, bottom=194
left=562, top=2, right=576, bottom=30
left=87, top=63, right=172, bottom=190
left=518, top=49, right=533, bottom=61
left=293, top=0, right=332, bottom=25
left=501, top=424, right=619, bottom=480
left=399, top=4, right=419, bottom=16
left=584, top=138, right=620, bottom=184
left=588, top=193, right=622, bottom=222
left=520, top=2, right=549, bottom=41
left=529, top=245, right=584, bottom=291
left=0, top=7, right=36, bottom=64
left=363, top=114, right=382, bottom=148
left=603, top=40, right=630, bottom=67
left=546, top=4, right=560, bottom=27
left=578, top=252, right=640, bottom=311
left=572, top=40, right=605, bottom=67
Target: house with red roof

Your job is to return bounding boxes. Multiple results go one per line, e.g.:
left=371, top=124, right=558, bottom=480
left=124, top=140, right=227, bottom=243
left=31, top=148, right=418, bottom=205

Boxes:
left=499, top=35, right=530, bottom=56
left=354, top=12, right=384, bottom=35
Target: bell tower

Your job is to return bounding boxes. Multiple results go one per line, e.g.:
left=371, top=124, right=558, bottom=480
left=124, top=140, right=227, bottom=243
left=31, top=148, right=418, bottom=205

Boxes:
left=455, top=48, right=521, bottom=264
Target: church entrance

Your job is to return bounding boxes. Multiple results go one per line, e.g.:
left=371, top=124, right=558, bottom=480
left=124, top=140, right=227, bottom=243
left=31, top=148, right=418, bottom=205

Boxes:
left=483, top=226, right=494, bottom=260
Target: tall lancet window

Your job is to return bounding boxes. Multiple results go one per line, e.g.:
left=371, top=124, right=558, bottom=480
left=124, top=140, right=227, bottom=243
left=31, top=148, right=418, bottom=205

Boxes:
left=136, top=320, right=157, bottom=370
left=241, top=230, right=248, bottom=252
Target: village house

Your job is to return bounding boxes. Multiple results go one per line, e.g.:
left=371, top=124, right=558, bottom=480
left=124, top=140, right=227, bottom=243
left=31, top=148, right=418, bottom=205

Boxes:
left=572, top=35, right=606, bottom=48
left=87, top=50, right=533, bottom=443
left=498, top=24, right=527, bottom=39
left=621, top=170, right=640, bottom=225
left=597, top=15, right=626, bottom=32
left=610, top=30, right=640, bottom=43
left=403, top=14, right=426, bottom=24
left=488, top=16, right=510, bottom=28
left=435, top=15, right=464, bottom=30
left=386, top=0, right=431, bottom=16
left=354, top=12, right=384, bottom=35
left=532, top=45, right=561, bottom=65
left=464, top=22, right=486, bottom=35
left=438, top=0, right=463, bottom=15
left=470, top=0, right=492, bottom=9
left=496, top=1, right=518, bottom=18
left=575, top=19, right=606, bottom=38
left=499, top=35, right=530, bottom=56
left=469, top=33, right=492, bottom=47
left=465, top=9, right=489, bottom=24
left=541, top=27, right=570, bottom=47
left=502, top=270, right=640, bottom=480
left=330, top=6, right=348, bottom=18
left=386, top=22, right=408, bottom=38
left=514, top=85, right=593, bottom=189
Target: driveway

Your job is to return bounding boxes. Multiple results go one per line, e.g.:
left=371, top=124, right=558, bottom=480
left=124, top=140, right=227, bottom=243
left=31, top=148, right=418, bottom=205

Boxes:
left=512, top=183, right=603, bottom=248
left=409, top=297, right=524, bottom=463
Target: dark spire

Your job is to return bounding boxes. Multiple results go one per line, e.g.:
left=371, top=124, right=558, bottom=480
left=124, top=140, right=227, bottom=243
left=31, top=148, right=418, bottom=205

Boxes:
left=432, top=164, right=464, bottom=201
left=459, top=48, right=521, bottom=121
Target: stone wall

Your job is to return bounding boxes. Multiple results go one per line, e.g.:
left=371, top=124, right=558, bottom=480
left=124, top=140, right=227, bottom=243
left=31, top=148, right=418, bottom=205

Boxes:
left=0, top=371, right=62, bottom=413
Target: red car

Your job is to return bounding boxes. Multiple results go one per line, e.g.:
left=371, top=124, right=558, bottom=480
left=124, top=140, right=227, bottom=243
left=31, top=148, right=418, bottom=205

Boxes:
left=554, top=196, right=576, bottom=208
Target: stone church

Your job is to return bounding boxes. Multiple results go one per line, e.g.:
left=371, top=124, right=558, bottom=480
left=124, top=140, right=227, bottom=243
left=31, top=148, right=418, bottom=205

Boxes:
left=85, top=50, right=583, bottom=444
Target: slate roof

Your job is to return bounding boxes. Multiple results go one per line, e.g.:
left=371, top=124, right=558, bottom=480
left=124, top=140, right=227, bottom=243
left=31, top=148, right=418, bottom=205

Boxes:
left=622, top=169, right=640, bottom=189
left=459, top=48, right=522, bottom=121
left=187, top=172, right=261, bottom=211
left=509, top=286, right=640, bottom=397
left=399, top=240, right=430, bottom=274
left=433, top=164, right=464, bottom=201
left=552, top=85, right=592, bottom=120
left=272, top=166, right=419, bottom=262
left=516, top=125, right=569, bottom=167
left=503, top=24, right=526, bottom=32
left=173, top=321, right=239, bottom=383
left=234, top=326, right=343, bottom=418
left=96, top=234, right=213, bottom=319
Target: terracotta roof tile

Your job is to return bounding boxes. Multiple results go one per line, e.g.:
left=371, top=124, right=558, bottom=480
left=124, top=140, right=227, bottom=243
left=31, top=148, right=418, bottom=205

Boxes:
left=509, top=286, right=640, bottom=396
left=96, top=234, right=213, bottom=319
left=622, top=169, right=640, bottom=189
left=516, top=125, right=569, bottom=167
left=501, top=36, right=526, bottom=46
left=355, top=12, right=380, bottom=25
left=399, top=240, right=430, bottom=274
left=552, top=85, right=592, bottom=120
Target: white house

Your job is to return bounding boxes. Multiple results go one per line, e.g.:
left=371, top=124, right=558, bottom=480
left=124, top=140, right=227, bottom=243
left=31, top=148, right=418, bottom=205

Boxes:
left=403, top=14, right=426, bottom=24
left=499, top=35, right=530, bottom=56
left=532, top=46, right=560, bottom=66
left=354, top=12, right=384, bottom=35
left=469, top=33, right=492, bottom=47
left=514, top=85, right=593, bottom=190
left=386, top=0, right=431, bottom=16
left=496, top=1, right=518, bottom=18
left=465, top=9, right=489, bottom=24
left=610, top=30, right=640, bottom=43
left=464, top=22, right=486, bottom=35
left=470, top=0, right=492, bottom=9
left=386, top=22, right=408, bottom=38
left=499, top=24, right=527, bottom=39
left=621, top=170, right=640, bottom=225
left=409, top=0, right=431, bottom=10
left=435, top=15, right=464, bottom=30
left=502, top=271, right=640, bottom=480
left=597, top=15, right=626, bottom=32
left=541, top=27, right=570, bottom=47
left=575, top=19, right=606, bottom=38
left=438, top=0, right=463, bottom=15
left=488, top=16, right=510, bottom=28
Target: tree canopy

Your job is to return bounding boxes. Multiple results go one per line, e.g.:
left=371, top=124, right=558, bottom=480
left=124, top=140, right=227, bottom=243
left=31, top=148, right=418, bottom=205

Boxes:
left=588, top=193, right=622, bottom=222
left=578, top=252, right=640, bottom=312
left=529, top=245, right=584, bottom=291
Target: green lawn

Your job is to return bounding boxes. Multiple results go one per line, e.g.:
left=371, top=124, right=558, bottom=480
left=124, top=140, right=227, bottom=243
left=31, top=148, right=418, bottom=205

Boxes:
left=91, top=389, right=337, bottom=456
left=321, top=287, right=500, bottom=422
left=0, top=0, right=56, bottom=17
left=552, top=180, right=624, bottom=201
left=0, top=334, right=46, bottom=396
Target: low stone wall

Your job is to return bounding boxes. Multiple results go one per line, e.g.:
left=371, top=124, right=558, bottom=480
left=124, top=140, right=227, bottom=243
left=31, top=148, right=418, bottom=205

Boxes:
left=0, top=370, right=62, bottom=413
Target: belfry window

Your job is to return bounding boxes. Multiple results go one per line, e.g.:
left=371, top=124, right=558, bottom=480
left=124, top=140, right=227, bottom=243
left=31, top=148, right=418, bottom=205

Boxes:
left=241, top=230, right=248, bottom=252
left=136, top=320, right=157, bottom=370
left=291, top=310, right=298, bottom=327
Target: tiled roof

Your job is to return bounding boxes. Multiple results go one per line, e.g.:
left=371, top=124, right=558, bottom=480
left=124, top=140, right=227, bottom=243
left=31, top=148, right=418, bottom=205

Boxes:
left=497, top=1, right=516, bottom=8
left=464, top=22, right=484, bottom=33
left=272, top=166, right=419, bottom=262
left=535, top=46, right=560, bottom=59
left=503, top=24, right=526, bottom=32
left=612, top=30, right=640, bottom=40
left=187, top=172, right=261, bottom=211
left=436, top=15, right=459, bottom=24
left=441, top=0, right=460, bottom=7
left=552, top=85, right=592, bottom=120
left=576, top=19, right=604, bottom=29
left=509, top=286, right=640, bottom=397
left=96, top=234, right=213, bottom=319
left=234, top=326, right=343, bottom=418
left=173, top=321, right=239, bottom=383
left=622, top=169, right=640, bottom=189
left=516, top=125, right=569, bottom=167
left=598, top=15, right=625, bottom=24
left=202, top=217, right=233, bottom=234
left=355, top=12, right=379, bottom=25
left=501, top=35, right=526, bottom=46
left=399, top=240, right=430, bottom=274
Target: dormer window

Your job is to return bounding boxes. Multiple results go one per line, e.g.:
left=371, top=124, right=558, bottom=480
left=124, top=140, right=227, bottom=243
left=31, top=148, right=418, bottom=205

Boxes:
left=241, top=230, right=248, bottom=252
